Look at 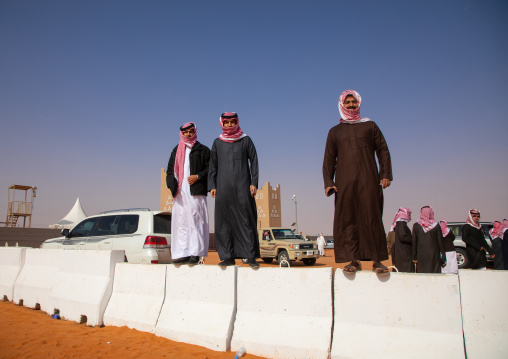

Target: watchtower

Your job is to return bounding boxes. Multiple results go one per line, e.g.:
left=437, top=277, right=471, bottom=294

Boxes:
left=5, top=185, right=37, bottom=228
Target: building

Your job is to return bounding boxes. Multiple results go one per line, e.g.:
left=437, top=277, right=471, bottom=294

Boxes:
left=160, top=168, right=173, bottom=213
left=254, top=182, right=281, bottom=228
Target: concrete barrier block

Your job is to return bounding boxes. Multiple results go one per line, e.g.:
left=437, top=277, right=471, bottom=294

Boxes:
left=331, top=271, right=465, bottom=359
left=459, top=270, right=508, bottom=359
left=155, top=265, right=236, bottom=351
left=49, top=250, right=124, bottom=326
left=0, top=247, right=27, bottom=301
left=13, top=249, right=60, bottom=312
left=231, top=267, right=333, bottom=359
left=103, top=263, right=167, bottom=333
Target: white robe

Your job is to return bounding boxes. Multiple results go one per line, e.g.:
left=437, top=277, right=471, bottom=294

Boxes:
left=441, top=251, right=458, bottom=274
left=317, top=235, right=326, bottom=256
left=171, top=147, right=209, bottom=259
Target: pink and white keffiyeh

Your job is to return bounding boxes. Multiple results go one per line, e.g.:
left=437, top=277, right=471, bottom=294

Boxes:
left=219, top=112, right=246, bottom=143
left=466, top=209, right=482, bottom=229
left=390, top=207, right=411, bottom=232
left=490, top=221, right=502, bottom=239
left=440, top=220, right=451, bottom=237
left=418, top=206, right=438, bottom=233
left=338, top=90, right=371, bottom=124
left=174, top=122, right=197, bottom=197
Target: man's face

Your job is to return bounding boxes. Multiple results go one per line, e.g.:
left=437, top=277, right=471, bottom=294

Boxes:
left=223, top=119, right=237, bottom=128
left=182, top=128, right=195, bottom=138
left=472, top=213, right=480, bottom=220
left=343, top=95, right=359, bottom=109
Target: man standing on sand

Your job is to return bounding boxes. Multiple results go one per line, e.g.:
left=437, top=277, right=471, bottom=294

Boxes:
left=322, top=90, right=393, bottom=274
left=208, top=112, right=260, bottom=268
left=166, top=122, right=210, bottom=265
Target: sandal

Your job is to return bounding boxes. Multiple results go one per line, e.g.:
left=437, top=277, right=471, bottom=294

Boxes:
left=372, top=262, right=389, bottom=275
left=343, top=260, right=362, bottom=273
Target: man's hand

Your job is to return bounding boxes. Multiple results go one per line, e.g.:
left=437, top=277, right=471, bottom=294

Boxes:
left=250, top=185, right=257, bottom=197
left=325, top=186, right=337, bottom=197
left=442, top=261, right=447, bottom=268
left=210, top=189, right=216, bottom=198
left=188, top=175, right=199, bottom=185
left=380, top=178, right=391, bottom=189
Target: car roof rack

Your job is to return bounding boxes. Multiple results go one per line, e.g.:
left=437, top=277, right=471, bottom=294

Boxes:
left=99, top=208, right=151, bottom=214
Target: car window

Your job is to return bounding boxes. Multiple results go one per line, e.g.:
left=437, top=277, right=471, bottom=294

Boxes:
left=272, top=229, right=297, bottom=239
left=154, top=214, right=171, bottom=234
left=70, top=218, right=99, bottom=237
left=116, top=215, right=139, bottom=235
left=92, top=215, right=117, bottom=236
left=449, top=225, right=461, bottom=237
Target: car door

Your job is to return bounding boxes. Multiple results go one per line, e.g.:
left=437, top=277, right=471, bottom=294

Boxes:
left=85, top=215, right=118, bottom=250
left=63, top=217, right=99, bottom=250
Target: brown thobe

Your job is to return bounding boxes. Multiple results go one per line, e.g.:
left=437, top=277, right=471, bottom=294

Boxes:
left=412, top=223, right=446, bottom=273
left=322, top=121, right=393, bottom=263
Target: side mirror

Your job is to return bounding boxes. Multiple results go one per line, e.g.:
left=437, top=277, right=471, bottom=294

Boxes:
left=61, top=229, right=70, bottom=238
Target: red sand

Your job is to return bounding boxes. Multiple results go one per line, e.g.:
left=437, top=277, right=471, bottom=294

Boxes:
left=0, top=249, right=391, bottom=359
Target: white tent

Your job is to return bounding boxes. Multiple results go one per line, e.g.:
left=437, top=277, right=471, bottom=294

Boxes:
left=49, top=197, right=87, bottom=229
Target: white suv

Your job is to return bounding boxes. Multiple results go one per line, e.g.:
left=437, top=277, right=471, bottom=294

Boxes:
left=41, top=209, right=172, bottom=264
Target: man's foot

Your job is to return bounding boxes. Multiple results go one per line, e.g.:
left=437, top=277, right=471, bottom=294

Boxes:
left=343, top=260, right=362, bottom=273
left=247, top=258, right=259, bottom=268
left=173, top=256, right=190, bottom=264
left=218, top=259, right=235, bottom=267
left=372, top=262, right=389, bottom=275
left=187, top=256, right=200, bottom=265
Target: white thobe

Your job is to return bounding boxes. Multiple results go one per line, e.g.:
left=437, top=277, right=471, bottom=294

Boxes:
left=317, top=235, right=326, bottom=256
left=171, top=147, right=209, bottom=259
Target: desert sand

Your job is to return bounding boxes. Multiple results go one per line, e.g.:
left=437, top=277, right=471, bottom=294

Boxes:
left=0, top=249, right=391, bottom=359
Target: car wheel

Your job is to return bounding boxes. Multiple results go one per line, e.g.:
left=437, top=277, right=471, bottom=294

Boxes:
left=241, top=258, right=249, bottom=264
left=277, top=250, right=289, bottom=263
left=302, top=258, right=316, bottom=266
left=262, top=258, right=274, bottom=264
left=456, top=247, right=469, bottom=269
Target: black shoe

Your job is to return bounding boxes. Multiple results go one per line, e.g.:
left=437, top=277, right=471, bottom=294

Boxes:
left=188, top=256, right=200, bottom=265
left=248, top=258, right=259, bottom=268
left=173, top=256, right=190, bottom=264
left=218, top=259, right=235, bottom=267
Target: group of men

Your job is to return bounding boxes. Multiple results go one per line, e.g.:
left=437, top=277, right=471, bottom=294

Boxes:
left=166, top=113, right=260, bottom=267
left=167, top=90, right=395, bottom=272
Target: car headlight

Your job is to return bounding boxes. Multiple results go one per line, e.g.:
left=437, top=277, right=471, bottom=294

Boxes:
left=289, top=244, right=299, bottom=250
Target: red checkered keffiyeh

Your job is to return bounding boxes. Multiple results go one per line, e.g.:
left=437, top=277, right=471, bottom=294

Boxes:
left=418, top=206, right=438, bottom=233
left=219, top=112, right=246, bottom=143
left=338, top=90, right=371, bottom=124
left=466, top=209, right=482, bottom=230
left=390, top=207, right=411, bottom=232
left=440, top=220, right=451, bottom=237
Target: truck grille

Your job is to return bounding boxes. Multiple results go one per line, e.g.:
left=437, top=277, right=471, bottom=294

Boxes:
left=299, top=244, right=313, bottom=250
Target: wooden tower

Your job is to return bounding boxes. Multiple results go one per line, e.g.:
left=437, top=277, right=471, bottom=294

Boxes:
left=5, top=185, right=37, bottom=228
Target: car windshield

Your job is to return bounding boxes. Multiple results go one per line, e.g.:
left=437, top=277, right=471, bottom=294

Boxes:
left=272, top=229, right=298, bottom=239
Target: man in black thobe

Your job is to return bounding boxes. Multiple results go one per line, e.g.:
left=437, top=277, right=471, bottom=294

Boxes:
left=208, top=112, right=260, bottom=268
left=323, top=90, right=393, bottom=274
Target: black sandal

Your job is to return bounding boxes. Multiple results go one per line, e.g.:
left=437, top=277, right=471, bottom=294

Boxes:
left=372, top=262, right=389, bottom=275
left=343, top=260, right=362, bottom=273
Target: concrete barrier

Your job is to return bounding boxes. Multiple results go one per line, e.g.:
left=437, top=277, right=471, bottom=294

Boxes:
left=103, top=263, right=167, bottom=332
left=231, top=267, right=334, bottom=359
left=331, top=271, right=465, bottom=359
left=0, top=247, right=27, bottom=301
left=459, top=270, right=508, bottom=359
left=49, top=250, right=124, bottom=326
left=13, top=249, right=60, bottom=312
left=155, top=265, right=237, bottom=351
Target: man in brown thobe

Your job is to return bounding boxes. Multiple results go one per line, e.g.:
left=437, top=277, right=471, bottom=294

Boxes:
left=322, top=90, right=393, bottom=274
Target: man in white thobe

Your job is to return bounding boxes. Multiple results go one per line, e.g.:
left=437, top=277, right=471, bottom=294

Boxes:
left=166, top=122, right=210, bottom=264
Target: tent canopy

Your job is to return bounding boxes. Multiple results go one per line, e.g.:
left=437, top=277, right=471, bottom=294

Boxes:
left=49, top=198, right=87, bottom=229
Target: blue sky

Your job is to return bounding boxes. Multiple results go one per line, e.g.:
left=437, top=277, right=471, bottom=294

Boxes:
left=1, top=0, right=507, bottom=235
